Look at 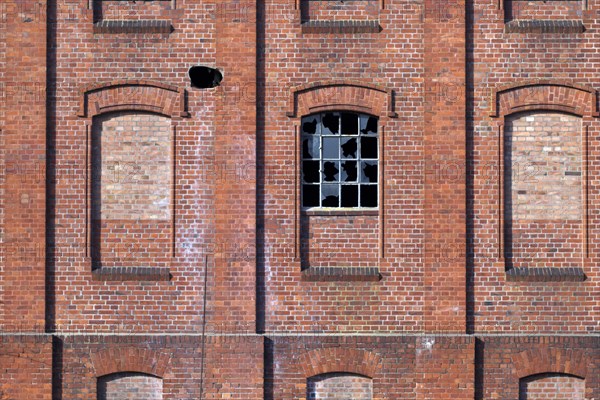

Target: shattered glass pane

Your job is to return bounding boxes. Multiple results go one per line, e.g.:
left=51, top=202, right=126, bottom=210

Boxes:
left=321, top=184, right=339, bottom=207
left=303, top=161, right=320, bottom=183
left=360, top=185, right=377, bottom=207
left=303, top=185, right=320, bottom=207
left=361, top=161, right=378, bottom=183
left=322, top=137, right=340, bottom=159
left=341, top=137, right=357, bottom=158
left=360, top=137, right=378, bottom=159
left=341, top=185, right=359, bottom=207
left=302, top=136, right=319, bottom=159
left=341, top=112, right=358, bottom=135
left=322, top=161, right=339, bottom=182
left=360, top=115, right=378, bottom=135
left=322, top=112, right=340, bottom=135
left=302, top=115, right=320, bottom=135
left=341, top=161, right=358, bottom=182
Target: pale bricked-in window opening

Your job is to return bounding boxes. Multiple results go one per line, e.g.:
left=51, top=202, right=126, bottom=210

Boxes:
left=97, top=372, right=163, bottom=400
left=91, top=111, right=172, bottom=269
left=307, top=373, right=373, bottom=400
left=504, top=111, right=582, bottom=268
left=301, top=112, right=378, bottom=209
left=519, top=373, right=585, bottom=400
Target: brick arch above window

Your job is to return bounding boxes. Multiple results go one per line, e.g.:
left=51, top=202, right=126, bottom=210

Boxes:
left=287, top=80, right=397, bottom=120
left=511, top=347, right=588, bottom=380
left=490, top=81, right=598, bottom=118
left=299, top=348, right=382, bottom=379
left=90, top=347, right=171, bottom=378
left=78, top=80, right=189, bottom=118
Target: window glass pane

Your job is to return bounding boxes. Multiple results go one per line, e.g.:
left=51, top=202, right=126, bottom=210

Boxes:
left=341, top=112, right=359, bottom=135
left=303, top=161, right=320, bottom=183
left=360, top=185, right=377, bottom=207
left=341, top=137, right=358, bottom=159
left=341, top=160, right=358, bottom=182
left=302, top=136, right=319, bottom=159
left=322, top=161, right=339, bottom=182
left=361, top=161, right=378, bottom=183
left=322, top=137, right=340, bottom=159
left=360, top=136, right=378, bottom=159
left=360, top=115, right=378, bottom=135
left=321, top=184, right=339, bottom=207
left=303, top=185, right=320, bottom=207
left=302, top=115, right=320, bottom=135
left=321, top=112, right=340, bottom=135
left=341, top=185, right=359, bottom=207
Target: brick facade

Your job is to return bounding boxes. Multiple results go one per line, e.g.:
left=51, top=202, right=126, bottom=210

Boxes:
left=0, top=0, right=597, bottom=399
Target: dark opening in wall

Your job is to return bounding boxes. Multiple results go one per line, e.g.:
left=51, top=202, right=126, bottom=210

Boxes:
left=188, top=66, right=223, bottom=89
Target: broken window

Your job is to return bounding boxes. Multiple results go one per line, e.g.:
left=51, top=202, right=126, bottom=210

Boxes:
left=301, top=112, right=378, bottom=208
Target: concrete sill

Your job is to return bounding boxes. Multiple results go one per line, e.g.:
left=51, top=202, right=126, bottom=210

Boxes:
left=302, top=266, right=381, bottom=282
left=505, top=20, right=585, bottom=34
left=92, top=266, right=171, bottom=282
left=506, top=267, right=586, bottom=282
left=301, top=20, right=381, bottom=34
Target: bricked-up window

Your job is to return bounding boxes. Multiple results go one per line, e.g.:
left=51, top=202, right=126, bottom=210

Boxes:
left=91, top=111, right=172, bottom=268
left=301, top=112, right=378, bottom=208
left=307, top=372, right=373, bottom=400
left=519, top=373, right=584, bottom=400
left=504, top=111, right=582, bottom=268
left=97, top=372, right=163, bottom=400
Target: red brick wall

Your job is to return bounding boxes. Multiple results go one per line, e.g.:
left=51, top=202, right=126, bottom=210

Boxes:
left=470, top=0, right=598, bottom=334
left=97, top=372, right=163, bottom=400
left=0, top=336, right=52, bottom=400
left=480, top=337, right=599, bottom=400
left=519, top=373, right=585, bottom=400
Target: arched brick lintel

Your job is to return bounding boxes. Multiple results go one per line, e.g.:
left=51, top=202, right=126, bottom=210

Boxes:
left=299, top=347, right=382, bottom=379
left=287, top=80, right=397, bottom=119
left=78, top=80, right=189, bottom=118
left=512, top=348, right=588, bottom=380
left=91, top=347, right=171, bottom=378
left=490, top=81, right=599, bottom=118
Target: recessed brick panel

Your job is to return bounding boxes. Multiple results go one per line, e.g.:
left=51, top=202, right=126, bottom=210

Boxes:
left=301, top=215, right=379, bottom=268
left=505, top=0, right=583, bottom=21
left=504, top=111, right=582, bottom=268
left=91, top=112, right=172, bottom=268
left=97, top=372, right=162, bottom=400
left=307, top=373, right=372, bottom=400
left=519, top=373, right=585, bottom=400
left=301, top=0, right=379, bottom=23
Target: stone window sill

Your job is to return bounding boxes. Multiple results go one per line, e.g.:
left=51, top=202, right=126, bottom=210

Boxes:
left=506, top=267, right=586, bottom=282
left=92, top=267, right=171, bottom=282
left=505, top=20, right=585, bottom=34
left=93, top=20, right=173, bottom=34
left=301, top=20, right=381, bottom=34
left=302, top=266, right=381, bottom=282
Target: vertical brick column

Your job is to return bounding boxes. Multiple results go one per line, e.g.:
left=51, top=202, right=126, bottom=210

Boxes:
left=423, top=0, right=466, bottom=332
left=1, top=0, right=46, bottom=331
left=213, top=0, right=257, bottom=331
